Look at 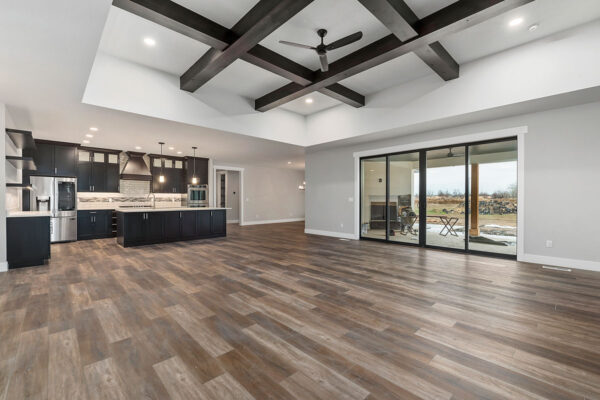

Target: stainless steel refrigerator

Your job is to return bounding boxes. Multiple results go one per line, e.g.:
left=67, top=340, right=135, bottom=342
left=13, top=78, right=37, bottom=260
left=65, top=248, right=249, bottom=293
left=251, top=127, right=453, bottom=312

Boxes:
left=29, top=176, right=77, bottom=242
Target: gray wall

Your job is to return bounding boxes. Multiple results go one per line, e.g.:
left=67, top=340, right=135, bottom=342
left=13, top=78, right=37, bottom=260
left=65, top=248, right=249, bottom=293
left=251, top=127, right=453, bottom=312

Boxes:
left=243, top=165, right=305, bottom=223
left=214, top=162, right=305, bottom=224
left=306, top=101, right=600, bottom=267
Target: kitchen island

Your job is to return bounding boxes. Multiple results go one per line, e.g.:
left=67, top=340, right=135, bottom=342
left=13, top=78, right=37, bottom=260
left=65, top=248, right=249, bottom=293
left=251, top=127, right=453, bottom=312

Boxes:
left=116, top=207, right=227, bottom=247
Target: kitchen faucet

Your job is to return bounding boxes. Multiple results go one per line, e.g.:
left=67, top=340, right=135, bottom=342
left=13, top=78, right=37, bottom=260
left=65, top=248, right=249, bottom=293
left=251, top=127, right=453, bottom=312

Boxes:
left=146, top=192, right=156, bottom=208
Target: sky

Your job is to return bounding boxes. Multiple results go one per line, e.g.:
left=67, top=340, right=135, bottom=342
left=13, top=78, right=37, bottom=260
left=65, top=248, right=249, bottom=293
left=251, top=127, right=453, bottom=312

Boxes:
left=414, top=161, right=517, bottom=195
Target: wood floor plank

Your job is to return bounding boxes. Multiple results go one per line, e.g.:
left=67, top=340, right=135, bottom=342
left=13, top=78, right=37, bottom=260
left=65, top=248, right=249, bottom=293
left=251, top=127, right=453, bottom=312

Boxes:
left=204, top=372, right=255, bottom=400
left=153, top=356, right=210, bottom=400
left=92, top=299, right=131, bottom=343
left=1, top=222, right=599, bottom=399
left=5, top=327, right=48, bottom=400
left=165, top=304, right=233, bottom=357
left=83, top=358, right=128, bottom=400
left=48, top=329, right=83, bottom=400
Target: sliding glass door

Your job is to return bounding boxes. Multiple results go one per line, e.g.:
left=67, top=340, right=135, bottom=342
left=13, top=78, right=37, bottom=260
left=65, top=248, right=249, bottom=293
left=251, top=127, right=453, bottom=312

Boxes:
left=388, top=152, right=420, bottom=244
left=360, top=156, right=387, bottom=240
left=468, top=140, right=518, bottom=256
left=360, top=137, right=517, bottom=258
left=425, top=147, right=466, bottom=250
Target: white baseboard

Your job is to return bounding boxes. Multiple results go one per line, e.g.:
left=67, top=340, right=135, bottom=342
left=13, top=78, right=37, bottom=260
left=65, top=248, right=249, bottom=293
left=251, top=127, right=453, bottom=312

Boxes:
left=520, top=253, right=600, bottom=273
left=242, top=218, right=304, bottom=226
left=227, top=220, right=239, bottom=224
left=304, top=229, right=359, bottom=240
left=0, top=261, right=8, bottom=273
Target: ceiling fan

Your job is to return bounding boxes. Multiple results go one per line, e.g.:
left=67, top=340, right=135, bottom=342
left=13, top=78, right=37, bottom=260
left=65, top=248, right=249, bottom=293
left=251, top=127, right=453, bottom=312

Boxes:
left=279, top=29, right=363, bottom=72
left=447, top=147, right=465, bottom=158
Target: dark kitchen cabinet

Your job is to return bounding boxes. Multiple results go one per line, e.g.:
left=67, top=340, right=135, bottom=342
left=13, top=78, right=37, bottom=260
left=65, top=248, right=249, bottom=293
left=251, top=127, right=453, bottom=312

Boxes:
left=106, top=163, right=120, bottom=192
left=164, top=211, right=182, bottom=241
left=196, top=210, right=226, bottom=236
left=185, top=157, right=209, bottom=185
left=210, top=210, right=226, bottom=235
left=150, top=156, right=185, bottom=193
left=34, top=143, right=55, bottom=175
left=118, top=211, right=164, bottom=246
left=165, top=210, right=198, bottom=241
left=91, top=162, right=107, bottom=192
left=54, top=145, right=78, bottom=176
left=7, top=216, right=51, bottom=268
left=78, top=150, right=119, bottom=193
left=31, top=141, right=77, bottom=177
left=77, top=210, right=112, bottom=240
left=196, top=210, right=212, bottom=236
left=181, top=211, right=196, bottom=238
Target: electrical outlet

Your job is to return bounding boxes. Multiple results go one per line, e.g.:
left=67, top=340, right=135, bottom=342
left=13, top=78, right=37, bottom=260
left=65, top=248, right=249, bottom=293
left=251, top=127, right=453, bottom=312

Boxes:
left=546, top=240, right=553, bottom=248
left=348, top=197, right=354, bottom=202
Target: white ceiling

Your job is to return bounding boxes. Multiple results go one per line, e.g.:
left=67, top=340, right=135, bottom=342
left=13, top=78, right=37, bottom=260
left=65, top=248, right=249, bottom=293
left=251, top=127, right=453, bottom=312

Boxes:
left=0, top=0, right=305, bottom=170
left=96, top=0, right=600, bottom=117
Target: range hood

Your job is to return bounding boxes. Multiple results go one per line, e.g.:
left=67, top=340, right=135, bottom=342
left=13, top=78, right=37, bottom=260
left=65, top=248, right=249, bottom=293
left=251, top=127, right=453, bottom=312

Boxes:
left=120, top=152, right=152, bottom=181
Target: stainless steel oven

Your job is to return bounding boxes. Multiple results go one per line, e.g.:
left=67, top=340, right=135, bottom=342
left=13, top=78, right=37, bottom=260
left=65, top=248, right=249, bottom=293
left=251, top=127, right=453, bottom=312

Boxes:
left=187, top=184, right=208, bottom=207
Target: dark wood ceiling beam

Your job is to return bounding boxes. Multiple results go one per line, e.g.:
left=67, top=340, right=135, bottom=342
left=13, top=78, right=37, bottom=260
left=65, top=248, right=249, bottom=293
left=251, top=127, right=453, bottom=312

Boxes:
left=113, top=0, right=365, bottom=108
left=357, top=0, right=459, bottom=81
left=180, top=0, right=314, bottom=92
left=242, top=47, right=365, bottom=108
left=255, top=0, right=533, bottom=111
left=112, top=0, right=232, bottom=50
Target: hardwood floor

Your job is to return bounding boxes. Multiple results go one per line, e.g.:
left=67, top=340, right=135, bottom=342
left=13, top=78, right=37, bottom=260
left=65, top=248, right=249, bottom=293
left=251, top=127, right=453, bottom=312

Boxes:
left=1, top=221, right=600, bottom=399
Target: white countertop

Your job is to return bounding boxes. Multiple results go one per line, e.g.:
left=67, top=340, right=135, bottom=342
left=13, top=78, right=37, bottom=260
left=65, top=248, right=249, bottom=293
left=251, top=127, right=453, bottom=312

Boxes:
left=7, top=211, right=52, bottom=218
left=78, top=204, right=119, bottom=210
left=115, top=207, right=230, bottom=213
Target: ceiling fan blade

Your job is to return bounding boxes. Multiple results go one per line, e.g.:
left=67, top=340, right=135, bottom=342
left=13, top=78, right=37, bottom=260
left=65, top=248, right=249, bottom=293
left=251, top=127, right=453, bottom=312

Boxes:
left=325, top=31, right=363, bottom=51
left=318, top=52, right=329, bottom=72
left=279, top=40, right=315, bottom=50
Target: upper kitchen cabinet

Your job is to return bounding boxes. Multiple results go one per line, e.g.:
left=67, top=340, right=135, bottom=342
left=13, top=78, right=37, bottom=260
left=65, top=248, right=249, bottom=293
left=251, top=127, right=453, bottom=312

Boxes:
left=30, top=140, right=78, bottom=177
left=150, top=155, right=185, bottom=193
left=77, top=148, right=120, bottom=192
left=184, top=156, right=209, bottom=185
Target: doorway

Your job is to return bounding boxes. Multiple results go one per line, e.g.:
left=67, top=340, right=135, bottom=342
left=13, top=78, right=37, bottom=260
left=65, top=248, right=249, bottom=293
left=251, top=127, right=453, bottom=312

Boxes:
left=213, top=166, right=243, bottom=225
left=360, top=137, right=518, bottom=258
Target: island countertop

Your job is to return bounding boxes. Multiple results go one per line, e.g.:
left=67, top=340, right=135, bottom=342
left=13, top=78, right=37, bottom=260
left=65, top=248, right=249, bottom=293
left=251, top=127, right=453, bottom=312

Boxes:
left=115, top=207, right=230, bottom=213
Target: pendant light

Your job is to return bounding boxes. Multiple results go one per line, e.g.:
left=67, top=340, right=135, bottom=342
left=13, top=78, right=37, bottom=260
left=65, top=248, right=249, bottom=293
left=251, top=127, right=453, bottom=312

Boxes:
left=158, top=142, right=165, bottom=183
left=191, top=146, right=198, bottom=185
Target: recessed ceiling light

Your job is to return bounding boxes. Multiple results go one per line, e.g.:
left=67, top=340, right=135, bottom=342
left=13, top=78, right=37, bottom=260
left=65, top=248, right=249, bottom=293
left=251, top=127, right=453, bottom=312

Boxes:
left=177, top=151, right=182, bottom=154
left=89, top=127, right=98, bottom=132
left=287, top=161, right=292, bottom=165
left=305, top=98, right=313, bottom=104
left=528, top=23, right=539, bottom=32
left=143, top=37, right=156, bottom=47
left=85, top=133, right=93, bottom=138
left=168, top=146, right=175, bottom=150
left=82, top=140, right=90, bottom=144
left=509, top=17, right=524, bottom=27
left=135, top=146, right=142, bottom=150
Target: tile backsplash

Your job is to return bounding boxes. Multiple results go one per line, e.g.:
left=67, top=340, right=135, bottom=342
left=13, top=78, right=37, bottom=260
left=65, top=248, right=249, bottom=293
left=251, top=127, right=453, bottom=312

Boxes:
left=78, top=182, right=186, bottom=208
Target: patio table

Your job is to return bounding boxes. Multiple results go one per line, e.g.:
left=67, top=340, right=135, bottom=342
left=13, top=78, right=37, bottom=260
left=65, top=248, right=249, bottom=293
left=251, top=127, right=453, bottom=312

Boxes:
left=428, top=215, right=459, bottom=237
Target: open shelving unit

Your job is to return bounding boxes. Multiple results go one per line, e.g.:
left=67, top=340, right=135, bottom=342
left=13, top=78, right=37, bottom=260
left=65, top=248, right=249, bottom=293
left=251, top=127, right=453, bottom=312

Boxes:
left=5, top=128, right=37, bottom=188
